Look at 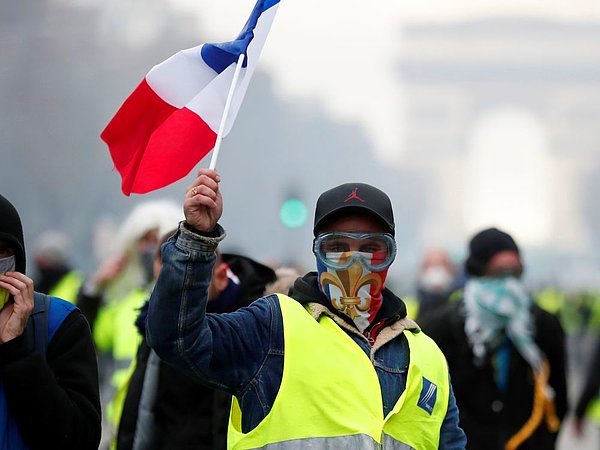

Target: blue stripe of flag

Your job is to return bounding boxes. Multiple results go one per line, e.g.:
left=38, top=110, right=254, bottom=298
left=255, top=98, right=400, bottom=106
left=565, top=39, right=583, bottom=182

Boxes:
left=201, top=0, right=280, bottom=74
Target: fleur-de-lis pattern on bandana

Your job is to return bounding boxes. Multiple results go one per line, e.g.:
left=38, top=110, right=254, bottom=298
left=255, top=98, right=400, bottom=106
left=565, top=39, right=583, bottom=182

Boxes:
left=317, top=251, right=387, bottom=332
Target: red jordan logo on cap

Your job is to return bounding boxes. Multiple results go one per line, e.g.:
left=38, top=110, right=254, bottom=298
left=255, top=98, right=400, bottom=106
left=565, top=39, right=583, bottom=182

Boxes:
left=344, top=188, right=365, bottom=203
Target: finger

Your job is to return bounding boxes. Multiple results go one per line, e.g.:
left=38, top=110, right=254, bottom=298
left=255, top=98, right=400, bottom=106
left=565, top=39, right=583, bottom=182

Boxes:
left=193, top=174, right=220, bottom=193
left=192, top=184, right=218, bottom=200
left=0, top=278, right=25, bottom=297
left=2, top=272, right=34, bottom=297
left=195, top=168, right=221, bottom=183
left=188, top=169, right=221, bottom=189
left=187, top=180, right=220, bottom=202
left=3, top=271, right=33, bottom=287
left=185, top=193, right=218, bottom=210
left=0, top=273, right=32, bottom=296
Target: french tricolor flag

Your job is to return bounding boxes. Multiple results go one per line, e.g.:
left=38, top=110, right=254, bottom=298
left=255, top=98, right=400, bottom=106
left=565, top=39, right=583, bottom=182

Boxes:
left=101, top=0, right=279, bottom=196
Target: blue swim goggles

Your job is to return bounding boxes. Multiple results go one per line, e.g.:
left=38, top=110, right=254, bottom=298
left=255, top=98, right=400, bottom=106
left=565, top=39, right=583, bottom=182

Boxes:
left=313, top=232, right=397, bottom=272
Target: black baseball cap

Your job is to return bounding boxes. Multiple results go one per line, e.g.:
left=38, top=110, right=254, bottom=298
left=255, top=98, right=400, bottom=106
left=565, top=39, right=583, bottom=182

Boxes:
left=313, top=182, right=395, bottom=236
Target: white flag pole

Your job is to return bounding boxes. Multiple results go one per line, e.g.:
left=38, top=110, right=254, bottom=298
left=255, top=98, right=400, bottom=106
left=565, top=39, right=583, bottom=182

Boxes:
left=209, top=53, right=246, bottom=170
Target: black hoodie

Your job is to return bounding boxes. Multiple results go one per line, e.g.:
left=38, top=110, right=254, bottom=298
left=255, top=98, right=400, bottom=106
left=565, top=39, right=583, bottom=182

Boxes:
left=0, top=194, right=101, bottom=449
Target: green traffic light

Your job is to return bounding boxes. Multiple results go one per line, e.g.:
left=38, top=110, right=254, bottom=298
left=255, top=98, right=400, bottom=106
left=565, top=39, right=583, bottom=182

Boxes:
left=279, top=198, right=308, bottom=228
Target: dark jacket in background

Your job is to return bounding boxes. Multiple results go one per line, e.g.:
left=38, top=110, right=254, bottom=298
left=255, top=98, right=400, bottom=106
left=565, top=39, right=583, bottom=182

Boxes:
left=0, top=304, right=101, bottom=449
left=0, top=193, right=101, bottom=449
left=420, top=299, right=568, bottom=450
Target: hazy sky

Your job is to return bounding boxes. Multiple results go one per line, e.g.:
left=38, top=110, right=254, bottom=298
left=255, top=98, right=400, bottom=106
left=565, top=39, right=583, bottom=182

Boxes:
left=74, top=0, right=600, bottom=252
left=141, top=0, right=600, bottom=164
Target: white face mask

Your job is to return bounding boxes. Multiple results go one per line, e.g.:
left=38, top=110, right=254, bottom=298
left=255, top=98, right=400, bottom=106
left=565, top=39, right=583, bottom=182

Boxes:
left=418, top=266, right=454, bottom=293
left=0, top=255, right=16, bottom=309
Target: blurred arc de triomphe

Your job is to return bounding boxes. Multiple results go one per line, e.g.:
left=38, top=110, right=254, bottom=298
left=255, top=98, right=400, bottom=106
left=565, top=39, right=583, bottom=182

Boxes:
left=397, top=18, right=600, bottom=258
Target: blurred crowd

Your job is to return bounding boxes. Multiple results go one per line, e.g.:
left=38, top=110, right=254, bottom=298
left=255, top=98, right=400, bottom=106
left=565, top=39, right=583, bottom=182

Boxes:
left=3, top=190, right=600, bottom=450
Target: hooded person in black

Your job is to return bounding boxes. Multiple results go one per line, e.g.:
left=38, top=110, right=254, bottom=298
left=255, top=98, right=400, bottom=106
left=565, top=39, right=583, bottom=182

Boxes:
left=0, top=194, right=101, bottom=449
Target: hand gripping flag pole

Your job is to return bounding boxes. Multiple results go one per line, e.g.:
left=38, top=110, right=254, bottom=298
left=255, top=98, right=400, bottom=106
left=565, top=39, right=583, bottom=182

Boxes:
left=209, top=53, right=245, bottom=171
left=101, top=0, right=280, bottom=196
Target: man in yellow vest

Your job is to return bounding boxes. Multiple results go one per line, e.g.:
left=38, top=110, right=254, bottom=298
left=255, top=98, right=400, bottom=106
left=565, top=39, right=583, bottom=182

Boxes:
left=147, top=169, right=467, bottom=449
left=77, top=200, right=182, bottom=448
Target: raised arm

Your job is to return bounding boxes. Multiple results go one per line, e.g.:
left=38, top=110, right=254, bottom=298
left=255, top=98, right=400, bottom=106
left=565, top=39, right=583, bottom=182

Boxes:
left=146, top=170, right=273, bottom=393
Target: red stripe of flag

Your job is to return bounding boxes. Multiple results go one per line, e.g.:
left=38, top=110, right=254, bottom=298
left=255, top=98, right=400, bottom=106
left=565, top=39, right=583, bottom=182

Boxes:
left=101, top=80, right=216, bottom=195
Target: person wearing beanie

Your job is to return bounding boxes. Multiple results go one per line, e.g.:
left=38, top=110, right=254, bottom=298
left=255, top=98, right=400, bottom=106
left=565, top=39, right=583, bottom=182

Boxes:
left=420, top=227, right=567, bottom=450
left=146, top=169, right=466, bottom=450
left=0, top=194, right=101, bottom=449
left=465, top=227, right=521, bottom=277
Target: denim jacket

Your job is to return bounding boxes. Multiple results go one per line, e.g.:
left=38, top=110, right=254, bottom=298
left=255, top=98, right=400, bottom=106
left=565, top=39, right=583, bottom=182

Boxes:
left=147, top=222, right=466, bottom=449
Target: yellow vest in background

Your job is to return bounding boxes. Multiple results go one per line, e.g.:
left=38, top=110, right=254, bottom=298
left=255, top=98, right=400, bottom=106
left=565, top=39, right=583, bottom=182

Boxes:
left=96, top=288, right=148, bottom=438
left=403, top=294, right=419, bottom=320
left=586, top=394, right=600, bottom=426
left=49, top=270, right=83, bottom=304
left=228, top=294, right=450, bottom=449
left=534, top=288, right=564, bottom=316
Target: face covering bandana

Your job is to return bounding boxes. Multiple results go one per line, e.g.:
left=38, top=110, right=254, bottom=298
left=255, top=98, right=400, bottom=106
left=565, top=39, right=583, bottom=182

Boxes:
left=314, top=232, right=395, bottom=333
left=463, top=276, right=542, bottom=372
left=0, top=255, right=16, bottom=310
left=316, top=251, right=388, bottom=333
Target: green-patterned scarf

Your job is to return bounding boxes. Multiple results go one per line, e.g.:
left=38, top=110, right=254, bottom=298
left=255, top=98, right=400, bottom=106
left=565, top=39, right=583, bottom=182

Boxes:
left=463, top=276, right=541, bottom=371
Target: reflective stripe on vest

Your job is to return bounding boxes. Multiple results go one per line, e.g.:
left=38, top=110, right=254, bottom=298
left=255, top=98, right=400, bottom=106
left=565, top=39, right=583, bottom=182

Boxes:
left=228, top=294, right=449, bottom=449
left=245, top=434, right=413, bottom=449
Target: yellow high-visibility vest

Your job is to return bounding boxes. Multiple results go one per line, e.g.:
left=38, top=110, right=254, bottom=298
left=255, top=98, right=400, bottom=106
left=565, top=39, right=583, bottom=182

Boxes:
left=95, top=288, right=148, bottom=435
left=48, top=270, right=83, bottom=304
left=403, top=294, right=419, bottom=320
left=228, top=294, right=450, bottom=449
left=585, top=391, right=600, bottom=426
